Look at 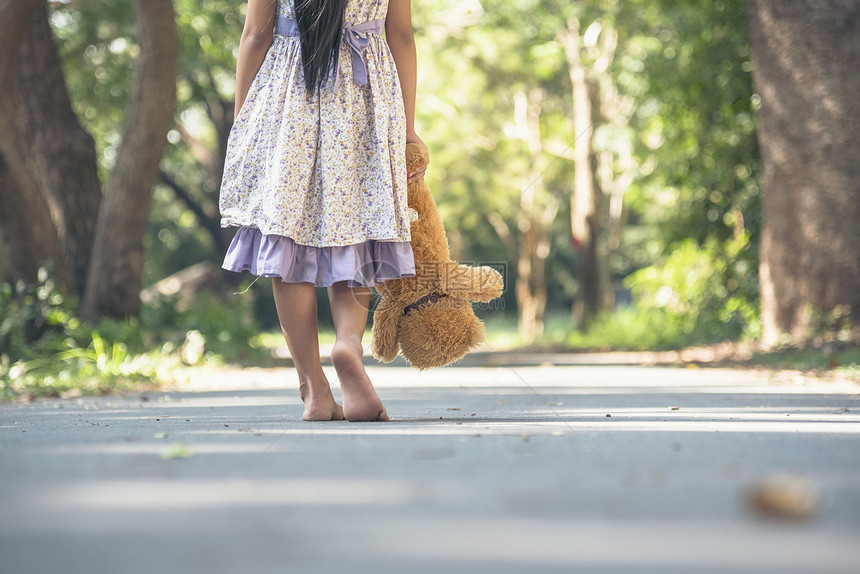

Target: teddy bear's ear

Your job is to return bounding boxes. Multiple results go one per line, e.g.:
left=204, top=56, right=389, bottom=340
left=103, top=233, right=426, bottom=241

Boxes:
left=371, top=301, right=402, bottom=363
left=444, top=264, right=504, bottom=303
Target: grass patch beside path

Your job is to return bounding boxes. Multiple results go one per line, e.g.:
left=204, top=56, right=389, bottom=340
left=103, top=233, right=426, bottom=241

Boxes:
left=745, top=345, right=860, bottom=381
left=6, top=330, right=856, bottom=403
left=478, top=312, right=858, bottom=382
left=497, top=340, right=860, bottom=382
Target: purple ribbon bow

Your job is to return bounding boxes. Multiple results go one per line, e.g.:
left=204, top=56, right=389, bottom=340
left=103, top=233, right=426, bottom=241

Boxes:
left=274, top=16, right=385, bottom=94
left=334, top=19, right=385, bottom=93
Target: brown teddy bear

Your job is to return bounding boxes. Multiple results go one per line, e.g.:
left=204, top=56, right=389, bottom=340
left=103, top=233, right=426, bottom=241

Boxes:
left=371, top=142, right=504, bottom=369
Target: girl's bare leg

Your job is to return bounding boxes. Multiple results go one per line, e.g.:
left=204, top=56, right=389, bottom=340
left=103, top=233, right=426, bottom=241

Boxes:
left=327, top=282, right=389, bottom=422
left=272, top=280, right=344, bottom=421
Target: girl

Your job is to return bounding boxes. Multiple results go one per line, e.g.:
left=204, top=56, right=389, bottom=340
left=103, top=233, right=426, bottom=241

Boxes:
left=220, top=0, right=427, bottom=422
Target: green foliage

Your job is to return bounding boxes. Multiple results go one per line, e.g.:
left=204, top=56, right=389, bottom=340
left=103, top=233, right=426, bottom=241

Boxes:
left=0, top=267, right=160, bottom=400
left=565, top=307, right=684, bottom=351
left=611, top=0, right=761, bottom=345
left=479, top=310, right=677, bottom=351
left=0, top=268, right=267, bottom=401
left=0, top=265, right=72, bottom=363
left=624, top=236, right=760, bottom=345
left=140, top=286, right=267, bottom=365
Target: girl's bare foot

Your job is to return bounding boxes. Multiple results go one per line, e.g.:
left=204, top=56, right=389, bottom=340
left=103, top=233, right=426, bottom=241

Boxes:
left=331, top=341, right=389, bottom=422
left=299, top=382, right=345, bottom=421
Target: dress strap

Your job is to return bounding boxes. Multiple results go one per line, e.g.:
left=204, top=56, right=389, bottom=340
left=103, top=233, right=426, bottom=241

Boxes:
left=274, top=16, right=385, bottom=93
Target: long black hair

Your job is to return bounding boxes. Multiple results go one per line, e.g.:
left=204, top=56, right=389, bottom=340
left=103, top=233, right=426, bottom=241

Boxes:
left=294, top=0, right=348, bottom=93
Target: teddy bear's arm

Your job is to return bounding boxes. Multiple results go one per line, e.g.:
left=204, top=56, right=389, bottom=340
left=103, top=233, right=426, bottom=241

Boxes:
left=443, top=264, right=505, bottom=303
left=371, top=302, right=403, bottom=363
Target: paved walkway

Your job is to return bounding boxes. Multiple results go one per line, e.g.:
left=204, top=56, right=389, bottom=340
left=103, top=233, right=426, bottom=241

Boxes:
left=1, top=361, right=859, bottom=573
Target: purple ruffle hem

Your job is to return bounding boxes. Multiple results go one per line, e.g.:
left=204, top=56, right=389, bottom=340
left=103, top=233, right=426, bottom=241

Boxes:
left=222, top=227, right=416, bottom=288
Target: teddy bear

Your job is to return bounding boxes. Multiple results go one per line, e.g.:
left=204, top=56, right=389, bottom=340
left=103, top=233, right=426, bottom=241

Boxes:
left=371, top=142, right=504, bottom=370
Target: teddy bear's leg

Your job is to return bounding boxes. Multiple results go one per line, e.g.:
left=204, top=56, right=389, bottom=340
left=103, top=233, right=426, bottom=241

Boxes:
left=371, top=300, right=404, bottom=363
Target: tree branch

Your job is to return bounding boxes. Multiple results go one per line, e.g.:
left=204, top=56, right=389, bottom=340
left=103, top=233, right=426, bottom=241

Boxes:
left=158, top=170, right=226, bottom=252
left=177, top=123, right=216, bottom=173
left=487, top=212, right=517, bottom=264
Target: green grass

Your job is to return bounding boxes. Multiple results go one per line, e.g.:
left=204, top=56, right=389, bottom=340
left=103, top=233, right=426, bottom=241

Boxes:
left=479, top=310, right=859, bottom=380
left=479, top=308, right=686, bottom=352
left=747, top=346, right=860, bottom=378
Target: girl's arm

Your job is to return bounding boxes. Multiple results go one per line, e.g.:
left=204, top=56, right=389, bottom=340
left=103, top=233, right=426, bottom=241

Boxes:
left=234, top=0, right=276, bottom=120
left=386, top=0, right=427, bottom=182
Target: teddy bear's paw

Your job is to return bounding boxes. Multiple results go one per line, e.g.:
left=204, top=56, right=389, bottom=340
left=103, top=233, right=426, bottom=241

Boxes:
left=474, top=266, right=505, bottom=301
left=442, top=264, right=504, bottom=303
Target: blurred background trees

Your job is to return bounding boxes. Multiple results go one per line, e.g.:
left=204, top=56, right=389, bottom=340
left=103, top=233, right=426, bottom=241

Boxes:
left=1, top=0, right=857, bottom=397
left=416, top=0, right=763, bottom=346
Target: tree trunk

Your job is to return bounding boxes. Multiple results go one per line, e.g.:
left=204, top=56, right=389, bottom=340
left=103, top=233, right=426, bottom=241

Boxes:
left=562, top=18, right=602, bottom=329
left=0, top=0, right=41, bottom=87
left=746, top=0, right=860, bottom=346
left=0, top=152, right=66, bottom=287
left=83, top=0, right=178, bottom=320
left=0, top=225, right=8, bottom=285
left=14, top=4, right=102, bottom=296
left=0, top=0, right=68, bottom=289
left=512, top=89, right=555, bottom=343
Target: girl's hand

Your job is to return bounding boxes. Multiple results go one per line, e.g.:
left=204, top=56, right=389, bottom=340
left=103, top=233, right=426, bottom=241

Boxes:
left=406, top=132, right=429, bottom=183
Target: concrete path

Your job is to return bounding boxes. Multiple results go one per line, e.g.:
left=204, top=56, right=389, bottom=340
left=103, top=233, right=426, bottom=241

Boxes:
left=1, top=361, right=859, bottom=574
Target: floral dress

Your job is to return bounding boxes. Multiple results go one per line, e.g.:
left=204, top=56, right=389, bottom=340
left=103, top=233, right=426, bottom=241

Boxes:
left=219, top=0, right=414, bottom=287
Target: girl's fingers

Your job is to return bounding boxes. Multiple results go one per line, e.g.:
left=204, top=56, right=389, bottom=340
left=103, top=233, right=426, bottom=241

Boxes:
left=407, top=167, right=427, bottom=183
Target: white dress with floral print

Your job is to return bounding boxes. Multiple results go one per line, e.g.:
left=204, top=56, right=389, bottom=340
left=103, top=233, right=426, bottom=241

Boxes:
left=219, top=0, right=415, bottom=287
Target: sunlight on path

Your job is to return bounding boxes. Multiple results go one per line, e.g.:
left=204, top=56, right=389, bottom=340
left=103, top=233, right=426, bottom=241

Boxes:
left=1, top=364, right=858, bottom=574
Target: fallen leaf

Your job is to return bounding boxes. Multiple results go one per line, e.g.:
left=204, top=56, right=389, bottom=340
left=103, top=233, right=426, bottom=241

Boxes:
left=160, top=443, right=193, bottom=460
left=746, top=474, right=821, bottom=520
